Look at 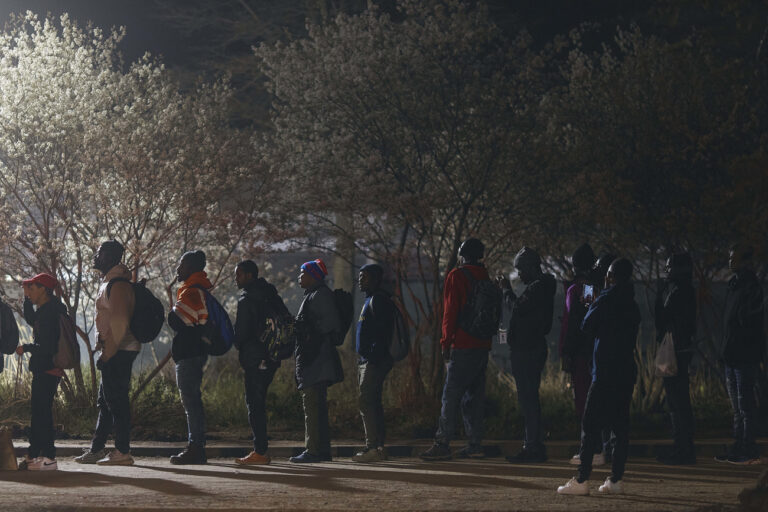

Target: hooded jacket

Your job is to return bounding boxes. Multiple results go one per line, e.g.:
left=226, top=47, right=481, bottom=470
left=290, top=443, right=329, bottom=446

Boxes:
left=356, top=288, right=395, bottom=364
left=168, top=271, right=212, bottom=361
left=505, top=272, right=556, bottom=352
left=96, top=264, right=140, bottom=362
left=294, top=281, right=343, bottom=390
left=655, top=277, right=696, bottom=353
left=22, top=296, right=67, bottom=374
left=235, top=277, right=287, bottom=370
left=720, top=270, right=765, bottom=366
left=581, top=281, right=641, bottom=384
left=440, top=264, right=493, bottom=351
left=559, top=277, right=594, bottom=359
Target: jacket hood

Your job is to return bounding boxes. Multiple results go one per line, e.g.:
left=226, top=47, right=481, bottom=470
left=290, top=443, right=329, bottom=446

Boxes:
left=103, top=263, right=132, bottom=283
left=243, top=277, right=278, bottom=301
left=184, top=271, right=213, bottom=290
left=514, top=246, right=541, bottom=269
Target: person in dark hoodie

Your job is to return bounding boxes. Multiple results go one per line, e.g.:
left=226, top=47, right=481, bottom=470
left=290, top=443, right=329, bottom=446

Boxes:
left=715, top=244, right=764, bottom=464
left=17, top=273, right=67, bottom=471
left=233, top=260, right=290, bottom=466
left=500, top=246, right=556, bottom=463
left=557, top=258, right=641, bottom=496
left=290, top=258, right=344, bottom=463
left=421, top=238, right=496, bottom=461
left=655, top=253, right=697, bottom=465
left=351, top=263, right=395, bottom=463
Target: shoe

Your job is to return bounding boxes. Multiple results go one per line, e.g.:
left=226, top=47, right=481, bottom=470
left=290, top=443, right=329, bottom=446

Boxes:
left=557, top=477, right=589, bottom=495
left=74, top=448, right=107, bottom=464
left=419, top=443, right=452, bottom=461
left=377, top=446, right=388, bottom=461
left=169, top=444, right=207, bottom=465
left=455, top=445, right=485, bottom=459
left=352, top=447, right=385, bottom=463
left=18, top=456, right=34, bottom=471
left=97, top=450, right=134, bottom=466
left=715, top=444, right=740, bottom=463
left=598, top=477, right=624, bottom=494
left=506, top=448, right=547, bottom=464
left=320, top=452, right=333, bottom=462
left=571, top=452, right=606, bottom=466
left=289, top=450, right=324, bottom=463
left=27, top=457, right=58, bottom=471
left=235, top=451, right=271, bottom=465
left=569, top=453, right=580, bottom=465
left=727, top=454, right=762, bottom=465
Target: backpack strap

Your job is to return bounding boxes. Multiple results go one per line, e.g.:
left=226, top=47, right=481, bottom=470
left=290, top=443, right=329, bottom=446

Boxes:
left=106, top=277, right=131, bottom=299
left=459, top=267, right=477, bottom=292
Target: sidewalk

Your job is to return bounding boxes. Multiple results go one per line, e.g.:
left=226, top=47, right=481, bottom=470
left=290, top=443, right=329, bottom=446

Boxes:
left=12, top=438, right=768, bottom=460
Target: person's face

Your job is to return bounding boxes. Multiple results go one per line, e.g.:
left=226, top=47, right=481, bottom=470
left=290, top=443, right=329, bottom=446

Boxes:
left=93, top=244, right=111, bottom=273
left=176, top=257, right=195, bottom=283
left=517, top=264, right=536, bottom=285
left=358, top=271, right=369, bottom=292
left=235, top=266, right=252, bottom=289
left=605, top=267, right=617, bottom=288
left=299, top=268, right=315, bottom=289
left=24, top=283, right=47, bottom=305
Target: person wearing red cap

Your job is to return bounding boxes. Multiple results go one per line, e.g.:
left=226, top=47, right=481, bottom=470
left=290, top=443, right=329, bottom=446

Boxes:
left=17, top=273, right=67, bottom=471
left=289, top=258, right=344, bottom=463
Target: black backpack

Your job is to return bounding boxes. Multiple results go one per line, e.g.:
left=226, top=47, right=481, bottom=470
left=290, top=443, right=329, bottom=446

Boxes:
left=0, top=300, right=19, bottom=355
left=457, top=268, right=503, bottom=340
left=258, top=293, right=297, bottom=362
left=107, top=278, right=165, bottom=344
left=333, top=288, right=353, bottom=346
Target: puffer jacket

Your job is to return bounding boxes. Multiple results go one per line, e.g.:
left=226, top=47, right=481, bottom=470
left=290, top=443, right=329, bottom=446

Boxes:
left=294, top=282, right=343, bottom=390
left=505, top=272, right=556, bottom=352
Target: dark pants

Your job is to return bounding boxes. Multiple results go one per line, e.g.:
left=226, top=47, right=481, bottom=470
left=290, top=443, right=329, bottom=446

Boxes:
left=358, top=358, right=393, bottom=449
left=571, top=355, right=608, bottom=454
left=29, top=372, right=60, bottom=459
left=662, top=354, right=694, bottom=454
left=435, top=349, right=488, bottom=447
left=92, top=350, right=138, bottom=454
left=176, top=355, right=208, bottom=447
left=244, top=363, right=278, bottom=455
left=302, top=383, right=330, bottom=456
left=578, top=379, right=634, bottom=482
left=509, top=347, right=547, bottom=453
left=725, top=363, right=759, bottom=456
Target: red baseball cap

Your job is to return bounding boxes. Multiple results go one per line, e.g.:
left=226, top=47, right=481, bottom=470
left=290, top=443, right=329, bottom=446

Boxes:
left=22, top=273, right=58, bottom=290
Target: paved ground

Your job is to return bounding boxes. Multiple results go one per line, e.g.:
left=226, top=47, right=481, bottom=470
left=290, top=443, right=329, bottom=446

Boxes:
left=0, top=455, right=762, bottom=512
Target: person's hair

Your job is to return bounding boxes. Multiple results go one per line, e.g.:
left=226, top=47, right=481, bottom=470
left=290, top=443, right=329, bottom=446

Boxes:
left=572, top=243, right=595, bottom=274
left=100, top=239, right=124, bottom=262
left=359, top=263, right=384, bottom=284
left=32, top=282, right=54, bottom=297
left=730, top=243, right=754, bottom=261
left=459, top=238, right=485, bottom=261
left=610, top=258, right=633, bottom=284
left=236, top=260, right=259, bottom=279
left=182, top=250, right=206, bottom=272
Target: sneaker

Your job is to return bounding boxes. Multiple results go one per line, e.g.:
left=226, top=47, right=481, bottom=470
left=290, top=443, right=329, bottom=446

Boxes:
left=97, top=450, right=134, bottom=466
left=557, top=477, right=589, bottom=495
left=169, top=444, right=207, bottom=465
left=506, top=448, right=547, bottom=464
left=419, top=443, right=452, bottom=461
left=74, top=449, right=107, bottom=464
left=236, top=451, right=271, bottom=465
left=18, top=456, right=34, bottom=471
left=571, top=452, right=607, bottom=466
left=352, top=447, right=385, bottom=463
left=377, top=447, right=388, bottom=461
left=455, top=445, right=485, bottom=459
left=727, top=454, right=762, bottom=465
left=598, top=477, right=624, bottom=494
left=27, top=457, right=58, bottom=471
left=289, top=450, right=324, bottom=463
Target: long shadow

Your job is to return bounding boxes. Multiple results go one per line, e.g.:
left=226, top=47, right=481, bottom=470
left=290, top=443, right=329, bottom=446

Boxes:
left=0, top=468, right=207, bottom=496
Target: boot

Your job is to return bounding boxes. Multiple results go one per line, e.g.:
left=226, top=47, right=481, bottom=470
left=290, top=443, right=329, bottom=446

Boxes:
left=169, top=444, right=207, bottom=465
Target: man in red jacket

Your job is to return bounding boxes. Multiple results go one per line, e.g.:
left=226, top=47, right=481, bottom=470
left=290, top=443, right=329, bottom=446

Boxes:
left=420, top=238, right=499, bottom=461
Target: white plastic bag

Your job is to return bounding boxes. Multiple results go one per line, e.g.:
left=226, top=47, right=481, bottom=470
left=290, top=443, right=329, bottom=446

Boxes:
left=655, top=332, right=678, bottom=377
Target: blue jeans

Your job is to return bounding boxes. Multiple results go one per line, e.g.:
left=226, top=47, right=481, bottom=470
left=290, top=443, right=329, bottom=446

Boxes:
left=176, top=355, right=208, bottom=447
left=435, top=349, right=488, bottom=446
left=509, top=347, right=547, bottom=453
left=725, top=363, right=759, bottom=456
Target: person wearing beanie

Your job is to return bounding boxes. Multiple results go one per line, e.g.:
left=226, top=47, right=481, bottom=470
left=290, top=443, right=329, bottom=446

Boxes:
left=421, top=238, right=497, bottom=461
left=351, top=263, right=395, bottom=463
left=500, top=246, right=556, bottom=463
left=290, top=258, right=344, bottom=463
left=655, top=253, right=697, bottom=465
left=17, top=273, right=68, bottom=471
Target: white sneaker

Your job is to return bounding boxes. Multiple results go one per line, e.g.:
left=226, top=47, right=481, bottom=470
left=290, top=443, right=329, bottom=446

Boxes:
left=97, top=450, right=134, bottom=466
left=569, top=453, right=580, bottom=465
left=598, top=477, right=624, bottom=494
left=27, top=457, right=58, bottom=471
left=569, top=452, right=606, bottom=466
left=557, top=477, right=589, bottom=495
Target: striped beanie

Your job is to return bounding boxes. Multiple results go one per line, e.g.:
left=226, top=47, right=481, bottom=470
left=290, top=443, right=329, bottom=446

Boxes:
left=301, top=259, right=328, bottom=281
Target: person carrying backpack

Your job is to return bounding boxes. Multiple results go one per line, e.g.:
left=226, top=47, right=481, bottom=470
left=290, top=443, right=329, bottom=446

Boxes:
left=352, top=263, right=395, bottom=463
left=167, top=250, right=212, bottom=465
left=233, top=259, right=288, bottom=466
left=290, top=258, right=344, bottom=463
left=420, top=238, right=497, bottom=461
left=17, top=273, right=67, bottom=471
left=75, top=240, right=141, bottom=466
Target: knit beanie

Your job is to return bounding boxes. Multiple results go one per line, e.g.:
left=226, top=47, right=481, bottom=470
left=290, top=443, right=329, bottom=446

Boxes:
left=301, top=259, right=328, bottom=281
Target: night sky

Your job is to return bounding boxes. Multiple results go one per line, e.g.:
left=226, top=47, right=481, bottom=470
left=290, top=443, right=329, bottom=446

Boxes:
left=0, top=0, right=186, bottom=65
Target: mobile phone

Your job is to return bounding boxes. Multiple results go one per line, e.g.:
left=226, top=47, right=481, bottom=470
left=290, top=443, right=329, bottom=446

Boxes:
left=582, top=284, right=594, bottom=303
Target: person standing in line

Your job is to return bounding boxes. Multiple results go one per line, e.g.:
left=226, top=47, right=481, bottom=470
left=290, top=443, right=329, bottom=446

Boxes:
left=352, top=264, right=395, bottom=463
left=557, top=258, right=640, bottom=496
left=290, top=259, right=344, bottom=463
left=75, top=240, right=140, bottom=466
left=501, top=247, right=556, bottom=463
left=715, top=244, right=764, bottom=465
left=420, top=238, right=497, bottom=461
left=655, top=253, right=697, bottom=465
left=17, top=273, right=67, bottom=471
left=167, top=250, right=212, bottom=465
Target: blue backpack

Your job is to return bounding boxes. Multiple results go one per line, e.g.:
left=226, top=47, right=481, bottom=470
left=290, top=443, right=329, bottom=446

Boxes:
left=193, top=285, right=234, bottom=356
